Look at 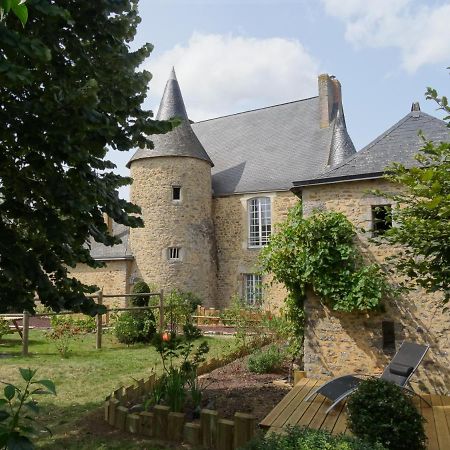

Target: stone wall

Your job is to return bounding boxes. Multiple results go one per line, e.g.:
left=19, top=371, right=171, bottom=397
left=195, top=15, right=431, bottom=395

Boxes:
left=213, top=190, right=298, bottom=310
left=302, top=179, right=449, bottom=394
left=129, top=156, right=217, bottom=307
left=70, top=260, right=131, bottom=308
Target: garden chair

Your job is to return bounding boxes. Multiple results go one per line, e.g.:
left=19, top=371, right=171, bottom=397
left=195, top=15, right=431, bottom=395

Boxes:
left=304, top=341, right=430, bottom=413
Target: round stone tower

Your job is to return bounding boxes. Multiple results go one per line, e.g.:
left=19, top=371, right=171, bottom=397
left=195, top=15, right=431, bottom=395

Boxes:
left=127, top=69, right=217, bottom=305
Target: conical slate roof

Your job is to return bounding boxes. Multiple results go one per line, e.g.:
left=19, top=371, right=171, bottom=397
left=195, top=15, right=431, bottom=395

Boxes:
left=127, top=68, right=213, bottom=167
left=327, top=105, right=356, bottom=166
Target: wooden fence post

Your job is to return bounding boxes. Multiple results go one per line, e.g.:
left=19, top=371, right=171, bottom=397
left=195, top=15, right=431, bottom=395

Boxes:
left=96, top=290, right=103, bottom=350
left=22, top=310, right=30, bottom=357
left=159, top=289, right=164, bottom=332
left=201, top=409, right=218, bottom=448
left=234, top=413, right=256, bottom=449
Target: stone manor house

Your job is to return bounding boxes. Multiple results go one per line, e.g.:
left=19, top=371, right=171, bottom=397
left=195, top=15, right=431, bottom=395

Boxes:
left=72, top=70, right=449, bottom=390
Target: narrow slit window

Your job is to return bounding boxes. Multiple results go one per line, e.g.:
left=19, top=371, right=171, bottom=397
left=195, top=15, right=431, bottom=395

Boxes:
left=372, top=205, right=392, bottom=236
left=168, top=247, right=180, bottom=260
left=382, top=320, right=396, bottom=351
left=172, top=186, right=181, bottom=201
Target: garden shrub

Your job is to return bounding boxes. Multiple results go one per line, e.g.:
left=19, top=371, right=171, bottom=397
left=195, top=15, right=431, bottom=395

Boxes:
left=114, top=311, right=156, bottom=345
left=46, top=322, right=81, bottom=358
left=165, top=289, right=202, bottom=332
left=145, top=324, right=210, bottom=412
left=248, top=344, right=285, bottom=374
left=0, top=317, right=11, bottom=341
left=347, top=378, right=426, bottom=450
left=242, top=426, right=385, bottom=450
left=129, top=279, right=156, bottom=307
left=220, top=295, right=263, bottom=348
left=50, top=314, right=96, bottom=333
left=0, top=368, right=56, bottom=449
left=114, top=280, right=157, bottom=345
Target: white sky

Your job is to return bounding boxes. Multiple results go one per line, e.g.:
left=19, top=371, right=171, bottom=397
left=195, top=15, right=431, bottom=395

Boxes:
left=110, top=0, right=450, bottom=199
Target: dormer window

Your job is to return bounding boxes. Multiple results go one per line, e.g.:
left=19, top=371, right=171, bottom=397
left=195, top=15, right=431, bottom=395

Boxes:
left=168, top=247, right=181, bottom=260
left=248, top=197, right=271, bottom=247
left=172, top=186, right=181, bottom=201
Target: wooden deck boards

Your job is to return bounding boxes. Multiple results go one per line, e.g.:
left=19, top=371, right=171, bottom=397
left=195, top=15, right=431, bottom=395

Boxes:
left=260, top=378, right=450, bottom=450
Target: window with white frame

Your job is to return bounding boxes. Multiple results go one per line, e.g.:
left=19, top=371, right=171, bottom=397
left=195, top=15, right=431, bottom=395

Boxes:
left=168, top=247, right=181, bottom=260
left=248, top=197, right=271, bottom=247
left=244, top=274, right=263, bottom=306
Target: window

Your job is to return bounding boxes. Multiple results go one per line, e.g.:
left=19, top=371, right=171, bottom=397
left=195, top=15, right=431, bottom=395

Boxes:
left=168, top=247, right=181, bottom=260
left=172, top=186, right=181, bottom=201
left=382, top=320, right=395, bottom=351
left=371, top=205, right=392, bottom=236
left=248, top=197, right=271, bottom=247
left=244, top=274, right=263, bottom=306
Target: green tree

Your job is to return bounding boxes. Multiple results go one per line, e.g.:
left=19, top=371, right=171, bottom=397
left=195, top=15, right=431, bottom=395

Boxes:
left=374, top=83, right=450, bottom=305
left=0, top=0, right=28, bottom=26
left=0, top=0, right=175, bottom=314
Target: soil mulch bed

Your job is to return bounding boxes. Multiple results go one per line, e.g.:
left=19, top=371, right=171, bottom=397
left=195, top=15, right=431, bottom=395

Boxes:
left=198, top=351, right=291, bottom=422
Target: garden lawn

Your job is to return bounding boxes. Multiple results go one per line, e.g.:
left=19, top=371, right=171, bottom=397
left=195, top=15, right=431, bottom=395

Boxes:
left=0, top=330, right=235, bottom=449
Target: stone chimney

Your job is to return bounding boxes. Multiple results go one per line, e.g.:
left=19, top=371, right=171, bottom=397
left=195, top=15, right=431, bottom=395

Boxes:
left=103, top=213, right=113, bottom=234
left=318, top=74, right=341, bottom=128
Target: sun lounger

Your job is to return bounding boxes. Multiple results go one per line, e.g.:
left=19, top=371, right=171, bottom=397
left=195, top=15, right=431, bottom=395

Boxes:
left=304, top=341, right=430, bottom=413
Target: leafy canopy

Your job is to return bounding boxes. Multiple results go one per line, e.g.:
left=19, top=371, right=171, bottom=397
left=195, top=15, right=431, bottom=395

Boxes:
left=0, top=0, right=28, bottom=26
left=373, top=82, right=450, bottom=305
left=0, top=1, right=175, bottom=314
left=260, top=204, right=392, bottom=312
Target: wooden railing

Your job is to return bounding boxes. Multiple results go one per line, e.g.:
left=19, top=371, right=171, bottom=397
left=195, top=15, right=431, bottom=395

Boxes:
left=0, top=290, right=164, bottom=356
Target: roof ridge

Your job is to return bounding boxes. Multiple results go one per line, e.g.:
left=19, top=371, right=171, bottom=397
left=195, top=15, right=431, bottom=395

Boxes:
left=193, top=96, right=319, bottom=124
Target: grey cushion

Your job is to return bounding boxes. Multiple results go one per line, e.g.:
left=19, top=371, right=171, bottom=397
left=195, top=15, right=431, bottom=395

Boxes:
left=389, top=363, right=413, bottom=377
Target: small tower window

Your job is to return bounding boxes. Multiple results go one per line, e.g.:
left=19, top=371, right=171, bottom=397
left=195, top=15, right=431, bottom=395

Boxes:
left=168, top=247, right=181, bottom=260
left=172, top=186, right=181, bottom=201
left=371, top=205, right=392, bottom=236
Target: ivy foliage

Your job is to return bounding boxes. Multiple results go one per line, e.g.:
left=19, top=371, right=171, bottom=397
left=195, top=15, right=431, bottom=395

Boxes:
left=373, top=81, right=450, bottom=305
left=0, top=1, right=175, bottom=314
left=260, top=204, right=392, bottom=312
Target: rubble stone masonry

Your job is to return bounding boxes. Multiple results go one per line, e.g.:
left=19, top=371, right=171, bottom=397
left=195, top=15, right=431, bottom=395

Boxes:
left=129, top=156, right=217, bottom=306
left=213, top=190, right=298, bottom=310
left=302, top=179, right=449, bottom=394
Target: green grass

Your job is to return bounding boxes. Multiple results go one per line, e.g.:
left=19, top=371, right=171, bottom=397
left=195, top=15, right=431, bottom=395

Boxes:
left=0, top=330, right=236, bottom=449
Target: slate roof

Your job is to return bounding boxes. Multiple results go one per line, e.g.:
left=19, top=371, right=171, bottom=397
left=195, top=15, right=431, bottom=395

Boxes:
left=293, top=110, right=449, bottom=188
left=327, top=106, right=356, bottom=166
left=89, top=222, right=132, bottom=260
left=192, top=97, right=336, bottom=195
left=128, top=68, right=213, bottom=167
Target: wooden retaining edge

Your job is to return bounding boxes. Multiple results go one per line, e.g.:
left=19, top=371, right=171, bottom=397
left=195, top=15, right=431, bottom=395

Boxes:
left=104, top=371, right=256, bottom=448
left=104, top=399, right=256, bottom=450
left=102, top=344, right=269, bottom=447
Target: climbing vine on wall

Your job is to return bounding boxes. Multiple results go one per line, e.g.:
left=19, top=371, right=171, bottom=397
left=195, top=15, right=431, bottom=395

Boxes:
left=259, top=203, right=393, bottom=318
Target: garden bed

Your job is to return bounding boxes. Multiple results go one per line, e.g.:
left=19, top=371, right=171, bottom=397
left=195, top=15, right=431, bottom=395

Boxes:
left=198, top=351, right=291, bottom=422
left=104, top=346, right=291, bottom=449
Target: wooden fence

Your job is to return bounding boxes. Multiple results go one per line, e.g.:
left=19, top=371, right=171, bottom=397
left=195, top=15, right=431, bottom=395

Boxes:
left=0, top=290, right=164, bottom=356
left=192, top=305, right=264, bottom=327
